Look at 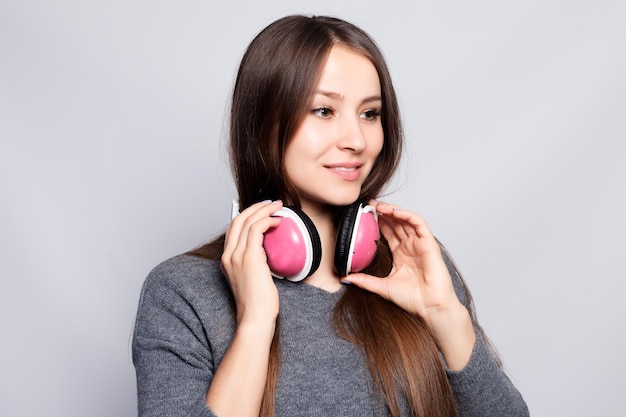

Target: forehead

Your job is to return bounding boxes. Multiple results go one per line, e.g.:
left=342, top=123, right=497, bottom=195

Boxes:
left=316, top=45, right=381, bottom=95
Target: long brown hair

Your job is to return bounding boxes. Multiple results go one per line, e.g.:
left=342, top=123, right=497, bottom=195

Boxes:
left=190, top=15, right=461, bottom=416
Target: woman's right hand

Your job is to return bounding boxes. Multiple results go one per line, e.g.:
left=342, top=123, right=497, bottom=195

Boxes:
left=208, top=201, right=284, bottom=416
left=221, top=200, right=283, bottom=325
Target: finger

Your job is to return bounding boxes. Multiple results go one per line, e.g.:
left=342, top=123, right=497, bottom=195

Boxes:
left=376, top=201, right=418, bottom=233
left=225, top=200, right=282, bottom=254
left=386, top=208, right=434, bottom=240
left=223, top=215, right=281, bottom=276
left=231, top=210, right=282, bottom=263
left=223, top=201, right=283, bottom=271
left=377, top=209, right=420, bottom=251
left=377, top=214, right=402, bottom=250
left=341, top=272, right=390, bottom=300
left=244, top=216, right=282, bottom=257
left=375, top=202, right=432, bottom=239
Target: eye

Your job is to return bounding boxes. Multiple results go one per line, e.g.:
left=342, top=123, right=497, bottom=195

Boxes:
left=311, top=106, right=335, bottom=119
left=361, top=109, right=382, bottom=121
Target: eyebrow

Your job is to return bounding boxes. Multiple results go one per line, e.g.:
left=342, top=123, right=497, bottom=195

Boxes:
left=315, top=90, right=382, bottom=104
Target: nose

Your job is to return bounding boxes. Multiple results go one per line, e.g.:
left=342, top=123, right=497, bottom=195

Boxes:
left=337, top=116, right=366, bottom=153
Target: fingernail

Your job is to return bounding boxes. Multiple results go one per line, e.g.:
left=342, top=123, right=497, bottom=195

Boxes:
left=340, top=279, right=352, bottom=285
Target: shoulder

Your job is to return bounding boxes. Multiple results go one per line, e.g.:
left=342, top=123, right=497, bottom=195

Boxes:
left=149, top=253, right=221, bottom=278
left=138, top=254, right=231, bottom=313
left=133, top=255, right=235, bottom=388
left=145, top=254, right=224, bottom=288
left=134, top=254, right=234, bottom=348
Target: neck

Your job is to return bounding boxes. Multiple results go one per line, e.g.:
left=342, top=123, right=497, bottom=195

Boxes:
left=300, top=204, right=343, bottom=293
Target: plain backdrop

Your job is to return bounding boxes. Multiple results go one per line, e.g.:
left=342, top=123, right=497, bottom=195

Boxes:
left=1, top=1, right=624, bottom=416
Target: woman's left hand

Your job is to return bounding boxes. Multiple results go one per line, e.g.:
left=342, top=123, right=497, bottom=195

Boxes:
left=343, top=201, right=476, bottom=370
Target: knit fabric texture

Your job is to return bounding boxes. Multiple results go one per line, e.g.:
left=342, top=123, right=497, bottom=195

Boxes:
left=133, top=253, right=529, bottom=416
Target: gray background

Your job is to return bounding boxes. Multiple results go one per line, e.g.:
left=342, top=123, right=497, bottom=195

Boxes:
left=1, top=1, right=624, bottom=416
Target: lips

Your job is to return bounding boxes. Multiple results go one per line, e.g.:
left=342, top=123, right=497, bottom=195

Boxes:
left=324, top=162, right=363, bottom=181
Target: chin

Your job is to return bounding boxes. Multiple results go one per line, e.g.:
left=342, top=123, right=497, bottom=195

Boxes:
left=298, top=184, right=364, bottom=209
left=317, top=192, right=362, bottom=207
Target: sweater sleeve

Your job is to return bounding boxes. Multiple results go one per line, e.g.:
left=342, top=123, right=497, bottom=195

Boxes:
left=132, top=259, right=219, bottom=417
left=441, top=245, right=530, bottom=417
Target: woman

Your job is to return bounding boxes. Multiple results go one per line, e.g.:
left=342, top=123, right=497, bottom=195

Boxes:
left=133, top=15, right=529, bottom=417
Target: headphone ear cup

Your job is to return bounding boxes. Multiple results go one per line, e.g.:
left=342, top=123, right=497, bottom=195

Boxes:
left=263, top=206, right=322, bottom=282
left=334, top=203, right=380, bottom=276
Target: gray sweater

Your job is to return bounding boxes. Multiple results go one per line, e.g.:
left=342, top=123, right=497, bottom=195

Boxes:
left=133, top=254, right=529, bottom=416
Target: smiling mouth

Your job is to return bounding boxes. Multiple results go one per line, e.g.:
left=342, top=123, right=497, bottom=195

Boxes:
left=324, top=162, right=363, bottom=170
left=325, top=164, right=362, bottom=180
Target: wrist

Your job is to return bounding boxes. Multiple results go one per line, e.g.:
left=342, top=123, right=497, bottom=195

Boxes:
left=427, top=304, right=476, bottom=371
left=236, top=315, right=277, bottom=340
left=235, top=298, right=279, bottom=327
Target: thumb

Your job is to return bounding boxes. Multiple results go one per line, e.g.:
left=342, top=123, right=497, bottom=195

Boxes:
left=341, top=273, right=389, bottom=299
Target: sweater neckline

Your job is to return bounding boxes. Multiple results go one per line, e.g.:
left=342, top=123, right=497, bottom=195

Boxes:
left=275, top=278, right=346, bottom=301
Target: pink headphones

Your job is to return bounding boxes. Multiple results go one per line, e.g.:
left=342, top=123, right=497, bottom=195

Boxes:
left=231, top=201, right=380, bottom=281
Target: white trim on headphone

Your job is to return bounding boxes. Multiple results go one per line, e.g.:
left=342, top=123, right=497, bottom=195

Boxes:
left=230, top=199, right=240, bottom=220
left=345, top=204, right=378, bottom=274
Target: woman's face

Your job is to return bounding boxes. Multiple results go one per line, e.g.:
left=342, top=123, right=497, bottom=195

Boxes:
left=284, top=45, right=384, bottom=211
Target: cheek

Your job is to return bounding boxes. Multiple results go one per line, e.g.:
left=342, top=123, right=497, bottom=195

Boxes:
left=283, top=148, right=298, bottom=181
left=369, top=128, right=384, bottom=158
left=286, top=132, right=329, bottom=165
left=283, top=140, right=313, bottom=183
